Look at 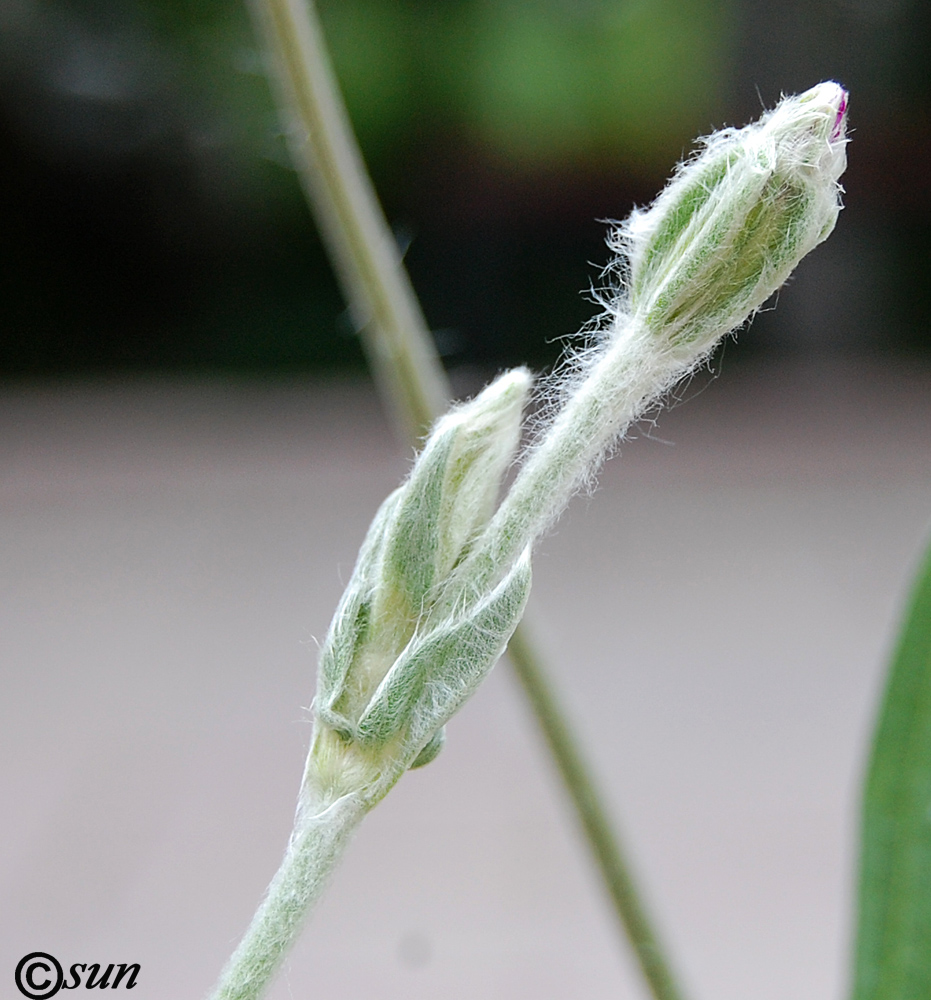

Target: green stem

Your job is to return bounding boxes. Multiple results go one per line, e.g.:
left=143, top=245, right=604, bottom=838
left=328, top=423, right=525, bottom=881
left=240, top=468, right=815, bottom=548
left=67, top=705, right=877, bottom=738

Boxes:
left=249, top=0, right=447, bottom=441
left=245, top=3, right=687, bottom=999
left=210, top=794, right=367, bottom=1000
left=451, top=325, right=683, bottom=603
left=507, top=627, right=687, bottom=1000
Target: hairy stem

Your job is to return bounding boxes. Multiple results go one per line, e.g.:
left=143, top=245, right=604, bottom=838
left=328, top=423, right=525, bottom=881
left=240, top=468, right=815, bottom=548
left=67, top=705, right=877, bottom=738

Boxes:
left=210, top=795, right=367, bottom=1000
left=469, top=324, right=687, bottom=594
left=239, top=2, right=687, bottom=999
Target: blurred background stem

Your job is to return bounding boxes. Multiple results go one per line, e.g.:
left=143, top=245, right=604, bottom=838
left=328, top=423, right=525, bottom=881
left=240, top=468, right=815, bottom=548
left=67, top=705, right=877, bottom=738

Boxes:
left=248, top=0, right=447, bottom=443
left=249, top=1, right=687, bottom=998
left=506, top=628, right=688, bottom=1000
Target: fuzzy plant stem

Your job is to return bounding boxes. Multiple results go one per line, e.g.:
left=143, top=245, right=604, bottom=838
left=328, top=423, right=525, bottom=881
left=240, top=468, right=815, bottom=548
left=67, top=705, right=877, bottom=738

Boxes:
left=460, top=322, right=674, bottom=596
left=210, top=795, right=366, bottom=1000
left=236, top=3, right=687, bottom=1000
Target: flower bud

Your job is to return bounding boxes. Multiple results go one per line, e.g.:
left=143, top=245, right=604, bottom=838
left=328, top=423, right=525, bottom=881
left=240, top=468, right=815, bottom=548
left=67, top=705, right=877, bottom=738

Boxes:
left=622, top=81, right=848, bottom=353
left=356, top=545, right=531, bottom=756
left=311, top=369, right=532, bottom=791
left=372, top=366, right=532, bottom=652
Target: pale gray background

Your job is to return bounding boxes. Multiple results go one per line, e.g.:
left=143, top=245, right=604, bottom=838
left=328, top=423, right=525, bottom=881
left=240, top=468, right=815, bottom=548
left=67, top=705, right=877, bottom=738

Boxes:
left=3, top=356, right=930, bottom=999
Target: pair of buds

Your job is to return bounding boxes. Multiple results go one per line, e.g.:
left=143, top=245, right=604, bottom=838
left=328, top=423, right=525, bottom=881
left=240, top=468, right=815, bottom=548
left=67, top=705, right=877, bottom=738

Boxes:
left=302, top=81, right=849, bottom=816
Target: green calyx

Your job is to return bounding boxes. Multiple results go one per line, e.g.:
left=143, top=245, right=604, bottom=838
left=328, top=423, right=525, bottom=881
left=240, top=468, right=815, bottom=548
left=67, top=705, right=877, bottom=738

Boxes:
left=308, top=370, right=533, bottom=804
left=625, top=81, right=848, bottom=353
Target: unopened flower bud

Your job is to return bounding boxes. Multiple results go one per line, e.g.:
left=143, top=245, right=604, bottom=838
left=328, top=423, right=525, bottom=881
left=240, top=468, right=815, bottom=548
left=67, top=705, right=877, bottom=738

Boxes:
left=309, top=370, right=532, bottom=804
left=623, top=81, right=848, bottom=353
left=372, top=366, right=532, bottom=652
left=456, top=84, right=850, bottom=595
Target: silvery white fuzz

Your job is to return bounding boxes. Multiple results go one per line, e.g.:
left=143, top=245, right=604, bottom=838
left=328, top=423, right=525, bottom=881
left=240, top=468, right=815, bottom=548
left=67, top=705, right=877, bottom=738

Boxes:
left=305, top=367, right=534, bottom=813
left=471, top=81, right=850, bottom=585
left=211, top=81, right=848, bottom=1000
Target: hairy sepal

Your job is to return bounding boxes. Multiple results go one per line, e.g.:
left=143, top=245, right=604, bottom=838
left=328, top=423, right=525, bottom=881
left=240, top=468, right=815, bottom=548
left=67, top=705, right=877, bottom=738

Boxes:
left=314, top=371, right=530, bottom=767
left=357, top=546, right=532, bottom=769
left=623, top=80, right=848, bottom=355
left=373, top=368, right=531, bottom=639
left=315, top=488, right=403, bottom=730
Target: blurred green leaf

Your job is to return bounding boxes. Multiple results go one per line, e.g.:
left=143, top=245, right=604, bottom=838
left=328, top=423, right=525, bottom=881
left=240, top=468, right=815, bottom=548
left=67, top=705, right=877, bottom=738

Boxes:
left=854, top=533, right=931, bottom=1000
left=318, top=0, right=413, bottom=153
left=465, top=0, right=729, bottom=171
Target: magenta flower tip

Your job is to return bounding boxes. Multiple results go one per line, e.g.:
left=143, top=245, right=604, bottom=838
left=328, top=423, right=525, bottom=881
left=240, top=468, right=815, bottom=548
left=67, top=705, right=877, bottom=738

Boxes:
left=831, top=89, right=849, bottom=142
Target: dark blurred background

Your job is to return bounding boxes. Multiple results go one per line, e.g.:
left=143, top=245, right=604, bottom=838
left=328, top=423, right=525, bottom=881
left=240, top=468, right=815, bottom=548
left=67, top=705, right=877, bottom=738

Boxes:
left=0, top=0, right=926, bottom=378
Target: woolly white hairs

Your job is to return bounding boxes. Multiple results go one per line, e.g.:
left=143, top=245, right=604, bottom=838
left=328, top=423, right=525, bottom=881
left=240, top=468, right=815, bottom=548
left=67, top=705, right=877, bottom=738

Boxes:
left=209, top=82, right=848, bottom=1000
left=463, top=80, right=849, bottom=589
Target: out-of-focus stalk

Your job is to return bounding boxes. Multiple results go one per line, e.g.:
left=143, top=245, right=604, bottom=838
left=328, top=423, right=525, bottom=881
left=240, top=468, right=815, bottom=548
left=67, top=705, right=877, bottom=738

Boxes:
left=249, top=0, right=446, bottom=442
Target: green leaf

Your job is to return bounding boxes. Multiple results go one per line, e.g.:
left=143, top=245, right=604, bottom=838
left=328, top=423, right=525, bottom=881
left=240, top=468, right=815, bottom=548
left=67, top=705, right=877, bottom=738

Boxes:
left=854, top=534, right=931, bottom=1000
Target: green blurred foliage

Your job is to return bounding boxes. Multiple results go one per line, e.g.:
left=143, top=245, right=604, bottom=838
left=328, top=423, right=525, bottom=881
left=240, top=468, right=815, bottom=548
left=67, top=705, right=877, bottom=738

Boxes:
left=463, top=0, right=728, bottom=170
left=98, top=0, right=730, bottom=184
left=0, top=0, right=731, bottom=375
left=28, top=0, right=931, bottom=376
left=319, top=0, right=729, bottom=173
